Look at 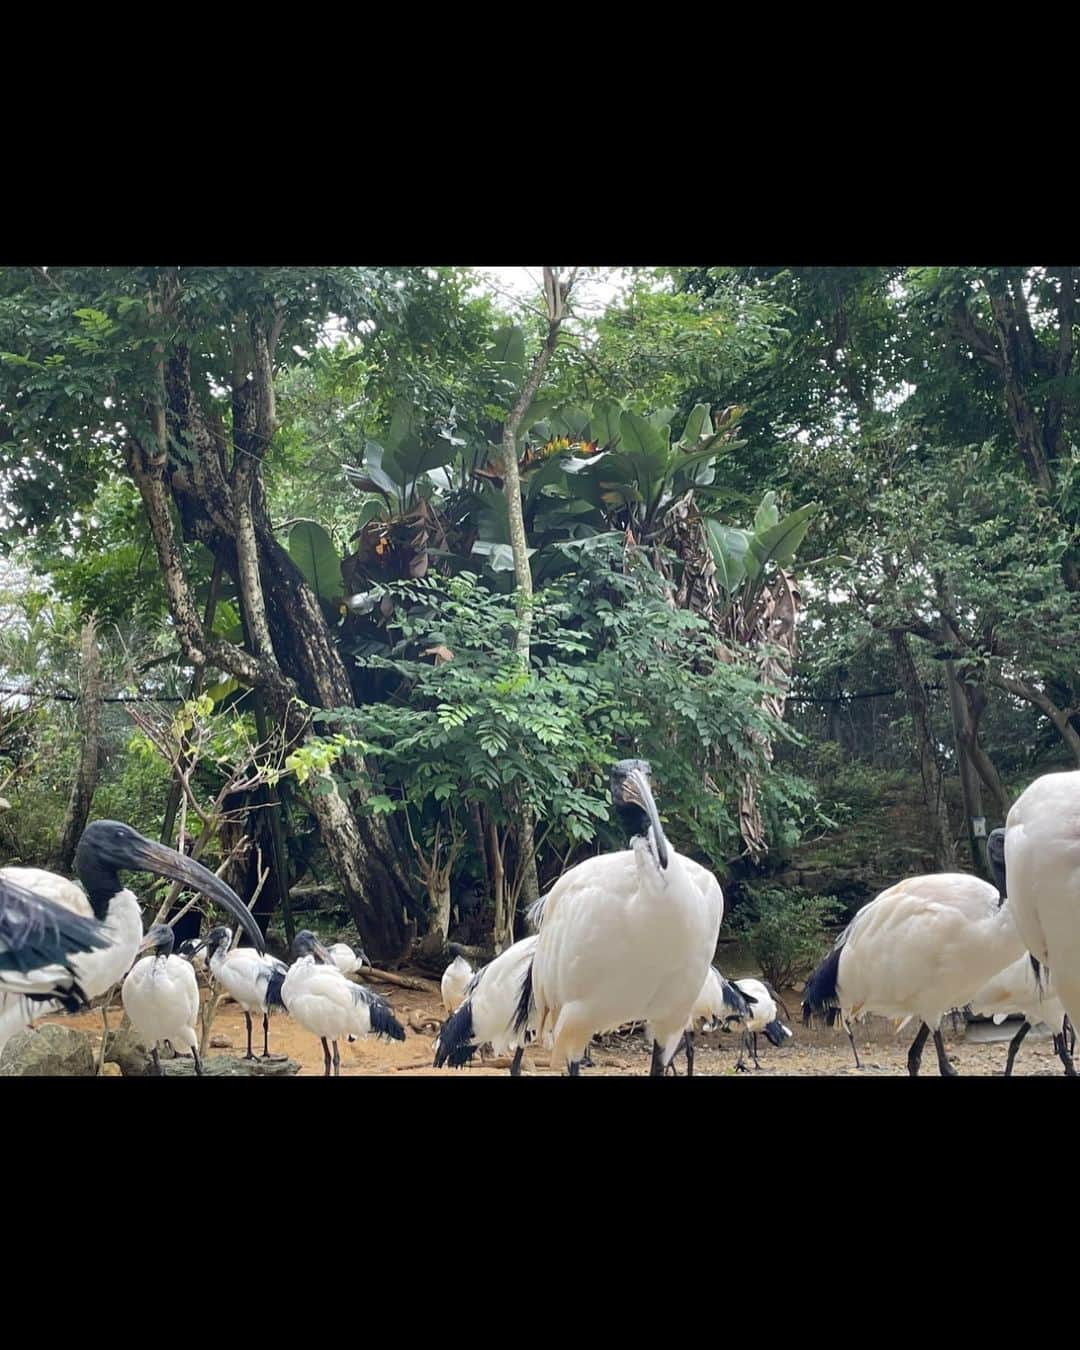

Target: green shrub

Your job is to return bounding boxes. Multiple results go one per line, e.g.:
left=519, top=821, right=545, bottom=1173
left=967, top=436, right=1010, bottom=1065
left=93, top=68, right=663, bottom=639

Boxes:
left=729, top=885, right=845, bottom=989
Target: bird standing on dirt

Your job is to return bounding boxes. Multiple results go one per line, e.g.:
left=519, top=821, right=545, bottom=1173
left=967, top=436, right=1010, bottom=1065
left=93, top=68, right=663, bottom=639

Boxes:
left=515, top=759, right=724, bottom=1076
left=281, top=930, right=404, bottom=1076
left=730, top=977, right=792, bottom=1071
left=122, top=924, right=203, bottom=1075
left=199, top=925, right=290, bottom=1060
left=802, top=871, right=1024, bottom=1075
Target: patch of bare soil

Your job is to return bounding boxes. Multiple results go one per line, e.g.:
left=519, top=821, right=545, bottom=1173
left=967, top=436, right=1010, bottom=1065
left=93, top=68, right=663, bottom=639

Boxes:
left=42, top=972, right=1070, bottom=1077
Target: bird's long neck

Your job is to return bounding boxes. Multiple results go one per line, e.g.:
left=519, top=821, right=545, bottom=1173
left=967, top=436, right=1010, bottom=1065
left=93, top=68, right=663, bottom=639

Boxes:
left=77, top=858, right=123, bottom=920
left=617, top=803, right=669, bottom=877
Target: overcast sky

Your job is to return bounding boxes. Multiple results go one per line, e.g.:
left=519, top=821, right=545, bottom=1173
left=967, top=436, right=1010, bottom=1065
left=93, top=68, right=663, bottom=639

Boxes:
left=471, top=267, right=632, bottom=318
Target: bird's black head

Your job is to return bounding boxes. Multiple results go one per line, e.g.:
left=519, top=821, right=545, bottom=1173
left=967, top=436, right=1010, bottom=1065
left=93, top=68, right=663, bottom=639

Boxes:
left=610, top=759, right=669, bottom=869
left=987, top=827, right=1007, bottom=900
left=198, top=925, right=232, bottom=961
left=73, top=819, right=265, bottom=953
left=137, top=923, right=175, bottom=959
left=292, top=930, right=334, bottom=964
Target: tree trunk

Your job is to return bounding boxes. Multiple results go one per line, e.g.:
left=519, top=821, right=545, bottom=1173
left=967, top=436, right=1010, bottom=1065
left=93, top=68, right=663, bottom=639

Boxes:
left=126, top=329, right=417, bottom=960
left=943, top=658, right=987, bottom=878
left=990, top=672, right=1080, bottom=766
left=56, top=615, right=102, bottom=872
left=959, top=681, right=1011, bottom=822
left=890, top=631, right=956, bottom=870
left=495, top=268, right=578, bottom=910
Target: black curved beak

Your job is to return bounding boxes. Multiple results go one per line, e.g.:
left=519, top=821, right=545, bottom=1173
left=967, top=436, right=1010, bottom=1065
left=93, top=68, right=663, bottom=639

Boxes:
left=621, top=766, right=669, bottom=869
left=128, top=837, right=265, bottom=954
left=312, top=939, right=335, bottom=965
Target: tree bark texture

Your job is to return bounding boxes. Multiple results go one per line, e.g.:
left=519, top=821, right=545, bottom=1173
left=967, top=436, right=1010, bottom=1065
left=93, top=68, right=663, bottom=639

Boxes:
left=890, top=631, right=956, bottom=870
left=56, top=616, right=102, bottom=871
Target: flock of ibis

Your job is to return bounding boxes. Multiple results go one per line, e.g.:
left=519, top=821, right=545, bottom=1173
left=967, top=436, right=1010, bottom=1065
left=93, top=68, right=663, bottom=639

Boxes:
left=0, top=760, right=1078, bottom=1076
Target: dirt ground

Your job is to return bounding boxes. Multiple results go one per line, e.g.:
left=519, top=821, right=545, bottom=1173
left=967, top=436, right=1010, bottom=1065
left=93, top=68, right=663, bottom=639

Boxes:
left=43, top=971, right=1071, bottom=1077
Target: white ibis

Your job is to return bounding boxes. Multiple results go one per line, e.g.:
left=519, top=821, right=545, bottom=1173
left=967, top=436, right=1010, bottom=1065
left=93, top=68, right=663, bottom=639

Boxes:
left=0, top=871, right=110, bottom=1015
left=327, top=941, right=371, bottom=976
left=121, top=924, right=203, bottom=1075
left=433, top=936, right=540, bottom=1075
left=441, top=948, right=474, bottom=1016
left=802, top=870, right=1025, bottom=1075
left=198, top=925, right=289, bottom=1060
left=515, top=759, right=724, bottom=1076
left=280, top=930, right=405, bottom=1076
left=0, top=820, right=265, bottom=1052
left=969, top=952, right=1075, bottom=1076
left=1002, top=771, right=1080, bottom=1034
left=729, top=977, right=792, bottom=1071
left=668, top=966, right=755, bottom=1076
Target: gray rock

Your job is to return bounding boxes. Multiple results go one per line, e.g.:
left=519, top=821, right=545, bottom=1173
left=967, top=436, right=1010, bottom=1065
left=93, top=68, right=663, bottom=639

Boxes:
left=0, top=1024, right=96, bottom=1076
left=104, top=1022, right=154, bottom=1076
left=154, top=1054, right=300, bottom=1077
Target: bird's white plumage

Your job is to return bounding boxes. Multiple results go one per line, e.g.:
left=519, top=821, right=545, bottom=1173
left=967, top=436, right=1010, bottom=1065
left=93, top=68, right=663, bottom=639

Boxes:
left=442, top=937, right=540, bottom=1058
left=832, top=872, right=1024, bottom=1029
left=1004, top=770, right=1080, bottom=1027
left=532, top=841, right=723, bottom=1071
left=208, top=943, right=287, bottom=1016
left=281, top=956, right=393, bottom=1043
left=441, top=955, right=473, bottom=1015
left=733, top=978, right=789, bottom=1037
left=327, top=943, right=365, bottom=976
left=122, top=952, right=201, bottom=1054
left=0, top=882, right=144, bottom=1051
left=0, top=867, right=91, bottom=913
left=969, top=954, right=1067, bottom=1036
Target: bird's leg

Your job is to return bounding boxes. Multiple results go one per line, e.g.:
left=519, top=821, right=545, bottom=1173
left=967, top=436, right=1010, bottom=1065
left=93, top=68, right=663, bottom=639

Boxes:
left=932, top=1026, right=958, bottom=1077
left=685, top=1030, right=694, bottom=1078
left=582, top=1044, right=594, bottom=1068
left=510, top=1046, right=524, bottom=1077
left=260, top=1013, right=286, bottom=1060
left=1053, top=1029, right=1077, bottom=1077
left=567, top=1059, right=581, bottom=1077
left=332, top=1041, right=340, bottom=1077
left=907, top=1022, right=931, bottom=1076
left=649, top=1040, right=666, bottom=1077
left=1004, top=1020, right=1030, bottom=1077
left=843, top=1017, right=862, bottom=1069
left=151, top=1045, right=163, bottom=1077
left=735, top=1031, right=751, bottom=1073
left=752, top=1032, right=762, bottom=1069
left=97, top=1000, right=111, bottom=1078
left=192, top=1047, right=203, bottom=1078
left=321, top=1038, right=332, bottom=1077
left=244, top=1012, right=254, bottom=1060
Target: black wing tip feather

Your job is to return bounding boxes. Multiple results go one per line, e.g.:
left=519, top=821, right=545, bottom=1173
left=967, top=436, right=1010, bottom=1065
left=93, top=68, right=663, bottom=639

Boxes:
left=433, top=997, right=478, bottom=1069
left=265, top=967, right=287, bottom=1010
left=369, top=998, right=406, bottom=1042
left=512, top=958, right=534, bottom=1036
left=802, top=945, right=843, bottom=1026
left=763, top=1019, right=790, bottom=1047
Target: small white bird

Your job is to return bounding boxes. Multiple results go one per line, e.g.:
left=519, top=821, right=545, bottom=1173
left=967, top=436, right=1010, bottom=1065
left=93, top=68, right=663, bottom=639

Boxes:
left=730, top=977, right=792, bottom=1071
left=803, top=870, right=1025, bottom=1075
left=666, top=966, right=755, bottom=1075
left=121, top=924, right=203, bottom=1076
left=969, top=953, right=1075, bottom=1077
left=198, top=925, right=289, bottom=1060
left=327, top=941, right=371, bottom=976
left=441, top=948, right=474, bottom=1016
left=434, top=936, right=540, bottom=1075
left=518, top=759, right=724, bottom=1077
left=280, top=930, right=405, bottom=1076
